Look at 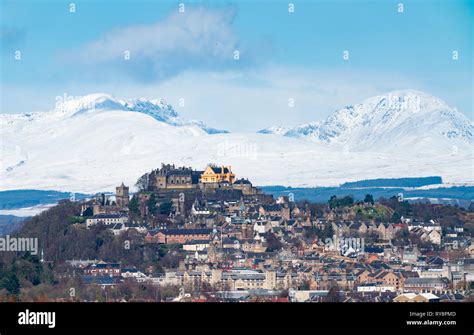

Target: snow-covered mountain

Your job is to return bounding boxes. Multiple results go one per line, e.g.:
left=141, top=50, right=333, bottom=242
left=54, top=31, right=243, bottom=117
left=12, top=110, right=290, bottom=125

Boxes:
left=1, top=90, right=472, bottom=193
left=2, top=93, right=227, bottom=135
left=259, top=90, right=473, bottom=152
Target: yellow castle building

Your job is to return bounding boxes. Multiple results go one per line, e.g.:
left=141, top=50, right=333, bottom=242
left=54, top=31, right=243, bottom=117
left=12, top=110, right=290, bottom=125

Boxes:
left=200, top=165, right=235, bottom=184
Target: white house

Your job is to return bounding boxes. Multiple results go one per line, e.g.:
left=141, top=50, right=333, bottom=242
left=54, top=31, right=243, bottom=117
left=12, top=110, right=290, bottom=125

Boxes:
left=86, top=214, right=128, bottom=228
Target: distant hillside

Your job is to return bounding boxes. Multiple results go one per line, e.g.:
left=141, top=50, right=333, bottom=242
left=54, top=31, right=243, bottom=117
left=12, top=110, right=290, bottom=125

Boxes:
left=261, top=185, right=474, bottom=205
left=340, top=176, right=443, bottom=188
left=0, top=190, right=90, bottom=209
left=0, top=215, right=26, bottom=235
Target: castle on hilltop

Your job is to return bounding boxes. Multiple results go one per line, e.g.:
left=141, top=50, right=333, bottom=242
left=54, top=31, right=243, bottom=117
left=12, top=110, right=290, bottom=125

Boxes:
left=151, top=163, right=256, bottom=195
left=155, top=164, right=202, bottom=189
left=200, top=165, right=235, bottom=184
left=80, top=163, right=273, bottom=221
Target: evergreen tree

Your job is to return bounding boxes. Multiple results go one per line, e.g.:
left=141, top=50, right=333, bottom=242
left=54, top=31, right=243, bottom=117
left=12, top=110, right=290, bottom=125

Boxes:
left=82, top=207, right=93, bottom=217
left=159, top=201, right=173, bottom=216
left=0, top=272, right=20, bottom=295
left=391, top=211, right=402, bottom=223
left=364, top=194, right=375, bottom=205
left=128, top=196, right=139, bottom=215
left=329, top=195, right=354, bottom=208
left=147, top=194, right=157, bottom=216
left=342, top=195, right=354, bottom=207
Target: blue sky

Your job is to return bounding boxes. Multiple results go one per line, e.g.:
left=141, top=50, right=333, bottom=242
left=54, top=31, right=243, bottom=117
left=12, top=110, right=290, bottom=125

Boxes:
left=1, top=0, right=472, bottom=131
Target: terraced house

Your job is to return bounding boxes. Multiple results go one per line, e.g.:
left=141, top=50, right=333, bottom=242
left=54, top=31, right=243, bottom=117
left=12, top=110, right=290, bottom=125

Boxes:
left=145, top=228, right=213, bottom=244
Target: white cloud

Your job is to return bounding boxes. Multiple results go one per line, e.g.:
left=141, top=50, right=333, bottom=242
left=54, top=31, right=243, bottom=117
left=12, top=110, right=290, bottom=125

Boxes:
left=67, top=7, right=241, bottom=81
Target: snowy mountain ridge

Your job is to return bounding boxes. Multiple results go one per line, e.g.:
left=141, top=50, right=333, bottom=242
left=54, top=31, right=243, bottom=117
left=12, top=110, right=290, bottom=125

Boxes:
left=1, top=93, right=227, bottom=134
left=259, top=90, right=473, bottom=150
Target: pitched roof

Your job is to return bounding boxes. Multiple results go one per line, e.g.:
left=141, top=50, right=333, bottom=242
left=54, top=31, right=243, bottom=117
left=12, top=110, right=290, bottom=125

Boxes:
left=92, top=214, right=126, bottom=219
left=160, top=228, right=212, bottom=236
left=234, top=179, right=251, bottom=185
left=210, top=166, right=231, bottom=174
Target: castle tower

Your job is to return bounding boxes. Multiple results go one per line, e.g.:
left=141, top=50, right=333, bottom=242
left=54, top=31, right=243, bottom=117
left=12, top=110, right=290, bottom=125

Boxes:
left=116, top=182, right=129, bottom=208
